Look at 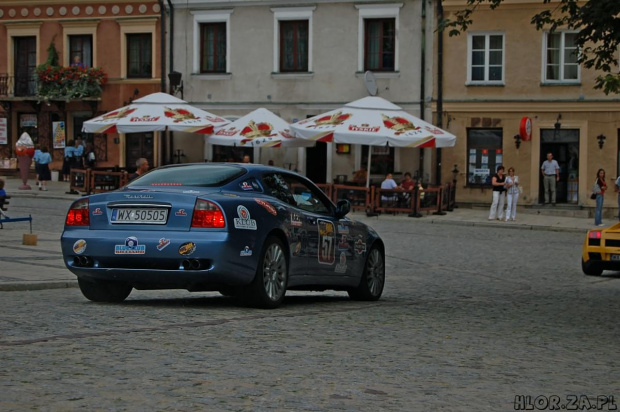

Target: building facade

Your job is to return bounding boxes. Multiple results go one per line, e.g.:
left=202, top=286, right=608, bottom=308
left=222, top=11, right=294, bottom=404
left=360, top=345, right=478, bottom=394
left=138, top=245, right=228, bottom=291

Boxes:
left=438, top=0, right=620, bottom=207
left=168, top=0, right=438, bottom=185
left=0, top=0, right=164, bottom=174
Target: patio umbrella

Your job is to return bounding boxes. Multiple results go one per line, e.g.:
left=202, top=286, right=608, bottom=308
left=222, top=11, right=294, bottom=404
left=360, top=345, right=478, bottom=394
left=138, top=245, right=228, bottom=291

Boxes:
left=207, top=108, right=315, bottom=148
left=289, top=96, right=457, bottom=186
left=82, top=92, right=230, bottom=135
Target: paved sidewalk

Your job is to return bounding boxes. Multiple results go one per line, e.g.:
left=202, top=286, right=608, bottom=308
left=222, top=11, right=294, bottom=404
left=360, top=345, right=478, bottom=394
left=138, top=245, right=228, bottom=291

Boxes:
left=0, top=174, right=604, bottom=292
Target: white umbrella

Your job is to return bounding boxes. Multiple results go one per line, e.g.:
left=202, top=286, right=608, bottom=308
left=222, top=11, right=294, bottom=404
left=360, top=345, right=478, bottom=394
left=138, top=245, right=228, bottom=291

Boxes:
left=290, top=96, right=457, bottom=186
left=82, top=92, right=230, bottom=135
left=208, top=108, right=314, bottom=148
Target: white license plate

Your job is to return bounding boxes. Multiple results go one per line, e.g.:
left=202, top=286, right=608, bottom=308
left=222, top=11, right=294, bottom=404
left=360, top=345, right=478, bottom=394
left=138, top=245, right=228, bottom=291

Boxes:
left=611, top=254, right=620, bottom=261
left=111, top=208, right=168, bottom=224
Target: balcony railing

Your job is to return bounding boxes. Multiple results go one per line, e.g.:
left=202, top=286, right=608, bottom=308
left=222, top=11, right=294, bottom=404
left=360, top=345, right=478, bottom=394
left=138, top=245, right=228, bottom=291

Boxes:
left=0, top=74, right=38, bottom=97
left=0, top=66, right=107, bottom=99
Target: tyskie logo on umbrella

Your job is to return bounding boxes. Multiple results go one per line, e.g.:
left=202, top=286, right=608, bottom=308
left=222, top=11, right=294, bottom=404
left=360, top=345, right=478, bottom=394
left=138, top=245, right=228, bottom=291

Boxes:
left=164, top=107, right=199, bottom=123
left=310, top=111, right=351, bottom=128
left=99, top=107, right=137, bottom=121
left=241, top=120, right=276, bottom=139
left=382, top=114, right=421, bottom=135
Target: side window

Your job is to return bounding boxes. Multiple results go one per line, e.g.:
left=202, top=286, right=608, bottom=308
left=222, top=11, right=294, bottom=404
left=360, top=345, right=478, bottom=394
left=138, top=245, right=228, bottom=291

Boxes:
left=287, top=176, right=331, bottom=214
left=262, top=173, right=296, bottom=206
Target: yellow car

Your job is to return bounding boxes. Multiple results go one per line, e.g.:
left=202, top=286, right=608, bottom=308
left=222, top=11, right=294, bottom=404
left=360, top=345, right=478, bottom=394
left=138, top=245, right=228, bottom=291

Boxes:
left=582, top=223, right=620, bottom=276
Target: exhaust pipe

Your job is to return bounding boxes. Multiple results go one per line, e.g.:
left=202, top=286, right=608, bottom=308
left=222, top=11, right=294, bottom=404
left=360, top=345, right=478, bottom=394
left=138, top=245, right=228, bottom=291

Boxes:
left=190, top=259, right=201, bottom=270
left=182, top=259, right=191, bottom=270
left=73, top=256, right=93, bottom=267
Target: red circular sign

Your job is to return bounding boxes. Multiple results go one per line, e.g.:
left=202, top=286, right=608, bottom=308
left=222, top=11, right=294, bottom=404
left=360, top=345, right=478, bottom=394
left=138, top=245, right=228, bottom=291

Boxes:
left=519, top=117, right=532, bottom=141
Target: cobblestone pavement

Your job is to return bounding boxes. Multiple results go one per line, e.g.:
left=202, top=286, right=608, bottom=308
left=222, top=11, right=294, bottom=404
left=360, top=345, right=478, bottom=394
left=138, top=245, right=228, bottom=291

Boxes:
left=1, top=217, right=619, bottom=411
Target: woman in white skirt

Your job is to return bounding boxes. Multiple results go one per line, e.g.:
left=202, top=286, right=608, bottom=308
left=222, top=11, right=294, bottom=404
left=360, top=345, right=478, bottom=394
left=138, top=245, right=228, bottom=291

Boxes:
left=505, top=167, right=520, bottom=221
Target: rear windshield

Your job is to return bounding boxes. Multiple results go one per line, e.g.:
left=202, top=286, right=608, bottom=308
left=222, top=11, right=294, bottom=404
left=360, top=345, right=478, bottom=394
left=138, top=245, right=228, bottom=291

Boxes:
left=128, top=164, right=246, bottom=187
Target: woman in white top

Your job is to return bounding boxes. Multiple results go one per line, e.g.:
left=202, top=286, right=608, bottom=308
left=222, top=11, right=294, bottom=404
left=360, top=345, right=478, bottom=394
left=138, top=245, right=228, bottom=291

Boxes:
left=504, top=167, right=520, bottom=221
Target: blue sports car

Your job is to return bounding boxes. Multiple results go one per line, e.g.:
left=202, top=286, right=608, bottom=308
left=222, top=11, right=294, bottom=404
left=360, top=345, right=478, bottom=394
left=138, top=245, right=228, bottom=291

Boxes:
left=61, top=163, right=385, bottom=308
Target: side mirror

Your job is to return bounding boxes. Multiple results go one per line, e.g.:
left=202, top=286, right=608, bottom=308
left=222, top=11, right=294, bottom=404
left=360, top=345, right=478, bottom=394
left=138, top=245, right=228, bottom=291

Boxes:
left=335, top=199, right=351, bottom=218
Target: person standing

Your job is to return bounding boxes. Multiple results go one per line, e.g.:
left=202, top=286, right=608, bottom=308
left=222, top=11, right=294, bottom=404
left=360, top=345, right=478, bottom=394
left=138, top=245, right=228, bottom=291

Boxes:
left=488, top=165, right=506, bottom=221
left=33, top=144, right=42, bottom=188
left=62, top=140, right=75, bottom=182
left=540, top=152, right=560, bottom=205
left=594, top=168, right=607, bottom=226
left=504, top=167, right=520, bottom=221
left=37, top=146, right=52, bottom=191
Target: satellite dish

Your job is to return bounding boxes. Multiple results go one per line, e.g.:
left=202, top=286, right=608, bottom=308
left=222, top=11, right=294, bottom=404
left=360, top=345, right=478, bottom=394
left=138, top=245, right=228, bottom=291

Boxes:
left=364, top=71, right=378, bottom=96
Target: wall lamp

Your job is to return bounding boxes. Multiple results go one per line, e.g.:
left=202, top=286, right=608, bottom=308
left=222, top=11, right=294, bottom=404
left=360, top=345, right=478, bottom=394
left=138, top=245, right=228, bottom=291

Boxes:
left=514, top=134, right=522, bottom=149
left=168, top=71, right=184, bottom=99
left=554, top=114, right=562, bottom=130
left=597, top=134, right=606, bottom=149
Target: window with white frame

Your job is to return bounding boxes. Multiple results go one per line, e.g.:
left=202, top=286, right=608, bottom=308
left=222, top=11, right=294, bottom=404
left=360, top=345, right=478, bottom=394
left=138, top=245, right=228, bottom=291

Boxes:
left=543, top=31, right=580, bottom=83
left=467, top=33, right=504, bottom=84
left=192, top=10, right=232, bottom=75
left=272, top=7, right=314, bottom=74
left=356, top=4, right=402, bottom=73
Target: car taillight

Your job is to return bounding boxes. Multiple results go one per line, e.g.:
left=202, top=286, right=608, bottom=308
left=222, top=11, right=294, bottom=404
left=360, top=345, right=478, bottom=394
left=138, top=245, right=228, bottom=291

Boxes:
left=191, top=199, right=225, bottom=228
left=66, top=198, right=90, bottom=226
left=589, top=230, right=602, bottom=239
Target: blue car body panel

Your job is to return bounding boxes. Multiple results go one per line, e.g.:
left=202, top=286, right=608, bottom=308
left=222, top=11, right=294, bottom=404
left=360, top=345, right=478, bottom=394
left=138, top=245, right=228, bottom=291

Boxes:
left=60, top=163, right=383, bottom=293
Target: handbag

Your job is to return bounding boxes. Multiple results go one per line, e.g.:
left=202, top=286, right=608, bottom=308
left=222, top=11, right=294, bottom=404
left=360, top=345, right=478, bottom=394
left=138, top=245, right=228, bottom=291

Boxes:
left=590, top=193, right=597, bottom=200
left=591, top=180, right=602, bottom=199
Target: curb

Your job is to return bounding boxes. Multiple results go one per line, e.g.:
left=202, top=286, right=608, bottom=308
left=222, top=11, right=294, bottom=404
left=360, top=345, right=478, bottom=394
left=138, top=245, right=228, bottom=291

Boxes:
left=0, top=281, right=78, bottom=292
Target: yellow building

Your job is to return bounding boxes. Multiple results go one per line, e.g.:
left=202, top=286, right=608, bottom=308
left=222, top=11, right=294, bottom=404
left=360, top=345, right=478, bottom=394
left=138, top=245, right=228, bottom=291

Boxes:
left=438, top=0, right=620, bottom=208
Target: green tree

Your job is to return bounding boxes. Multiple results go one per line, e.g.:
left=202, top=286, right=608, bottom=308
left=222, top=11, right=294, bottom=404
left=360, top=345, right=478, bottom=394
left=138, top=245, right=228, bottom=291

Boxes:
left=439, top=0, right=620, bottom=94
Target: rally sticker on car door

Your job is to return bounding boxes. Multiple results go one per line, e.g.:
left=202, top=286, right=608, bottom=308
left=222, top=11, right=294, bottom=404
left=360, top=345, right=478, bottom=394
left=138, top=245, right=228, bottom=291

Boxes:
left=318, top=219, right=335, bottom=265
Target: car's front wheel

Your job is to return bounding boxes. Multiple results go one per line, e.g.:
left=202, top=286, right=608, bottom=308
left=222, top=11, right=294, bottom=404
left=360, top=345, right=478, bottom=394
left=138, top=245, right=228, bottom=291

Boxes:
left=78, top=278, right=132, bottom=303
left=348, top=245, right=385, bottom=301
left=581, top=258, right=603, bottom=276
left=246, top=236, right=288, bottom=309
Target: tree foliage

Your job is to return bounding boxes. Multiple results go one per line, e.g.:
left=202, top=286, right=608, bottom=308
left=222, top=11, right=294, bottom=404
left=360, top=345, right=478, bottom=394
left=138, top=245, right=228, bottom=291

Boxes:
left=438, top=0, right=620, bottom=94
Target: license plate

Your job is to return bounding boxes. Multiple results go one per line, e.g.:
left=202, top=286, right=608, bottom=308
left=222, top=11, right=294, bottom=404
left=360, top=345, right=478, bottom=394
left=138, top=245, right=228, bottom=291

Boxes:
left=611, top=254, right=620, bottom=261
left=111, top=208, right=168, bottom=224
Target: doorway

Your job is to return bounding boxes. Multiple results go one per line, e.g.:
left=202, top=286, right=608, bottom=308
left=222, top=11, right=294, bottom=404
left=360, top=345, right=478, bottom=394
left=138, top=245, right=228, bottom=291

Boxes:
left=126, top=132, right=154, bottom=172
left=306, top=141, right=327, bottom=183
left=539, top=129, right=579, bottom=204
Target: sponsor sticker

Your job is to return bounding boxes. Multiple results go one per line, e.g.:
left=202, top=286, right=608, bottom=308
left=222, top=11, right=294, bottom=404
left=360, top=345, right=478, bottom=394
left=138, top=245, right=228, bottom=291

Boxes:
left=240, top=181, right=254, bottom=191
left=335, top=252, right=347, bottom=273
left=179, top=242, right=196, bottom=256
left=255, top=198, right=277, bottom=216
left=234, top=205, right=257, bottom=230
left=73, top=239, right=87, bottom=254
left=240, top=246, right=253, bottom=257
left=156, top=238, right=171, bottom=251
left=92, top=208, right=103, bottom=216
left=354, top=238, right=367, bottom=255
left=175, top=209, right=188, bottom=216
left=115, top=236, right=146, bottom=255
left=338, top=235, right=349, bottom=250
left=290, top=213, right=302, bottom=227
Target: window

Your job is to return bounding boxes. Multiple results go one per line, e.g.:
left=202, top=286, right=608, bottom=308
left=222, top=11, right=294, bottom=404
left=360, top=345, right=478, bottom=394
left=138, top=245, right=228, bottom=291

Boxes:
left=127, top=34, right=152, bottom=78
left=364, top=18, right=395, bottom=71
left=272, top=7, right=314, bottom=75
left=262, top=173, right=330, bottom=215
left=356, top=4, right=402, bottom=73
left=468, top=33, right=504, bottom=83
left=13, top=36, right=37, bottom=96
left=279, top=20, right=308, bottom=72
left=543, top=31, right=580, bottom=83
left=69, top=35, right=93, bottom=68
left=362, top=146, right=395, bottom=175
left=200, top=23, right=226, bottom=73
left=192, top=10, right=232, bottom=75
left=467, top=129, right=503, bottom=186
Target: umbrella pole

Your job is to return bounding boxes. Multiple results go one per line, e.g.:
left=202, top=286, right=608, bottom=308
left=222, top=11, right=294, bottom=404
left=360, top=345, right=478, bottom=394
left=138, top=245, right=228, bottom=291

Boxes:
left=365, top=146, right=378, bottom=217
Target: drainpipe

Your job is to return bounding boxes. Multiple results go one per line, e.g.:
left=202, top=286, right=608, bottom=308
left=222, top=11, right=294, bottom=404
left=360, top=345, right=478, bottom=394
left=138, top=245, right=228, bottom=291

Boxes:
left=166, top=0, right=175, bottom=164
left=435, top=0, right=444, bottom=185
left=419, top=0, right=427, bottom=181
left=159, top=0, right=166, bottom=93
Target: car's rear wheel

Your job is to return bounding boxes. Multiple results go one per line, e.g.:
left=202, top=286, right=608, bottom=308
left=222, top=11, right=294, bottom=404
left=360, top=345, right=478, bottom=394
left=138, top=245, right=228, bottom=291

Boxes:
left=581, top=258, right=603, bottom=276
left=348, top=245, right=385, bottom=301
left=246, top=236, right=288, bottom=309
left=77, top=278, right=132, bottom=303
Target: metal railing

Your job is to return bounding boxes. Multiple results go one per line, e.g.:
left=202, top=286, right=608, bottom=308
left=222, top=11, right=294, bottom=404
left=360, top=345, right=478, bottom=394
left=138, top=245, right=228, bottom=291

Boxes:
left=0, top=73, right=38, bottom=97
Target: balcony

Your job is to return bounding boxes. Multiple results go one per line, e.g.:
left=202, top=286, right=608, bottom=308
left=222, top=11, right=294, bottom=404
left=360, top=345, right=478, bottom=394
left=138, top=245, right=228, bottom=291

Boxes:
left=0, top=66, right=107, bottom=100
